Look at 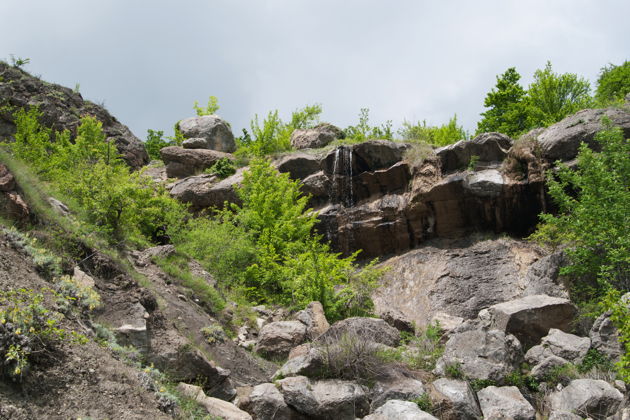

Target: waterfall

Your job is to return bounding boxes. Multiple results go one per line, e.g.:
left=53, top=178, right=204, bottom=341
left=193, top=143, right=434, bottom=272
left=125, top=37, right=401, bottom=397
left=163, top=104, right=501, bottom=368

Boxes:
left=330, top=146, right=354, bottom=207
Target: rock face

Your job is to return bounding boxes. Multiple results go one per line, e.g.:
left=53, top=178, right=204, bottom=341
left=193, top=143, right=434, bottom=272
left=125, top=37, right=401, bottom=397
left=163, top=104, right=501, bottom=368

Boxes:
left=374, top=238, right=568, bottom=329
left=255, top=321, right=307, bottom=359
left=0, top=61, right=149, bottom=169
left=276, top=153, right=322, bottom=181
left=434, top=329, right=522, bottom=381
left=548, top=379, right=624, bottom=420
left=477, top=386, right=535, bottom=420
left=484, top=295, right=576, bottom=348
left=532, top=107, right=630, bottom=161
left=277, top=376, right=369, bottom=419
left=178, top=115, right=236, bottom=153
left=316, top=317, right=400, bottom=347
left=436, top=132, right=512, bottom=173
left=160, top=146, right=232, bottom=178
left=429, top=378, right=482, bottom=420
left=363, top=400, right=438, bottom=420
left=290, top=123, right=343, bottom=150
left=0, top=164, right=30, bottom=224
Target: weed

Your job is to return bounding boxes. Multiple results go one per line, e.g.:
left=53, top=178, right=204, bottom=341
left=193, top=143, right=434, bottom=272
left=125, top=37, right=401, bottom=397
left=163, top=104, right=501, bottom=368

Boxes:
left=467, top=155, right=479, bottom=171
left=445, top=362, right=464, bottom=379
left=411, top=393, right=434, bottom=413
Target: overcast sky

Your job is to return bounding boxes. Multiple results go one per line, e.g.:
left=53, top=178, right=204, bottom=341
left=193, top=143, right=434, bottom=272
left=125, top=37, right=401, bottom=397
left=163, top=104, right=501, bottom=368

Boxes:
left=1, top=1, right=629, bottom=141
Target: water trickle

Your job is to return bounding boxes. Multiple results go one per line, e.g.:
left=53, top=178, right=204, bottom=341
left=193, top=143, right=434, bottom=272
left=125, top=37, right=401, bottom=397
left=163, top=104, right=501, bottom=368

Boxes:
left=330, top=146, right=354, bottom=207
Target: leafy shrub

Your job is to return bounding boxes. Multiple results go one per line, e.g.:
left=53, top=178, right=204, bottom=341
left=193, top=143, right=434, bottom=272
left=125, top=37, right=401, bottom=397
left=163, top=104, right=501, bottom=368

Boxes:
left=10, top=108, right=186, bottom=246
left=399, top=115, right=467, bottom=146
left=54, top=275, right=102, bottom=312
left=193, top=96, right=220, bottom=116
left=445, top=362, right=463, bottom=379
left=595, top=61, right=630, bottom=105
left=236, top=104, right=321, bottom=157
left=145, top=129, right=175, bottom=160
left=205, top=157, right=236, bottom=179
left=200, top=325, right=226, bottom=345
left=344, top=108, right=393, bottom=142
left=379, top=322, right=444, bottom=371
left=0, top=288, right=86, bottom=379
left=411, top=394, right=433, bottom=413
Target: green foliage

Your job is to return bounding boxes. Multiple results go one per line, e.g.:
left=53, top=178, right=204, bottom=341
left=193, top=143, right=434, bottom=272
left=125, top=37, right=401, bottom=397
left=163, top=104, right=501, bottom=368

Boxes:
left=54, top=275, right=101, bottom=312
left=601, top=289, right=630, bottom=381
left=476, top=67, right=531, bottom=137
left=477, top=63, right=593, bottom=137
left=595, top=61, right=630, bottom=105
left=154, top=253, right=225, bottom=313
left=402, top=141, right=435, bottom=168
left=344, top=108, right=393, bottom=142
left=411, top=394, right=433, bottom=413
left=193, top=96, right=220, bottom=116
left=10, top=107, right=186, bottom=246
left=527, top=61, right=592, bottom=126
left=504, top=369, right=539, bottom=392
left=469, top=378, right=496, bottom=392
left=236, top=104, right=322, bottom=157
left=0, top=288, right=86, bottom=379
left=9, top=54, right=30, bottom=68
left=578, top=348, right=615, bottom=374
left=445, top=362, right=464, bottom=379
left=400, top=115, right=468, bottom=146
left=200, top=325, right=226, bottom=345
left=145, top=129, right=175, bottom=160
left=3, top=227, right=62, bottom=280
left=205, top=157, right=236, bottom=179
left=532, top=121, right=629, bottom=380
left=381, top=322, right=444, bottom=371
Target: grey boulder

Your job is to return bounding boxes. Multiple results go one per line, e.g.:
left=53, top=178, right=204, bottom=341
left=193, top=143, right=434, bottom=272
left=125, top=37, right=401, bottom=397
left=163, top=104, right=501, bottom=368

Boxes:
left=436, top=132, right=512, bottom=172
left=429, top=378, right=482, bottom=420
left=290, top=123, right=343, bottom=150
left=178, top=115, right=236, bottom=152
left=477, top=386, right=535, bottom=420
left=255, top=321, right=307, bottom=359
left=547, top=379, right=624, bottom=420
left=363, top=400, right=438, bottom=420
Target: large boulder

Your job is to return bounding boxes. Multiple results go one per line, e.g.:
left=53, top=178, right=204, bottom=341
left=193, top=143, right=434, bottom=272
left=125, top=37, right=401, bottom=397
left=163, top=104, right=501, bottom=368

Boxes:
left=273, top=346, right=325, bottom=379
left=255, top=321, right=307, bottom=359
left=547, top=379, right=624, bottom=420
left=437, top=132, right=513, bottom=173
left=295, top=301, right=330, bottom=340
left=177, top=383, right=251, bottom=420
left=316, top=317, right=400, bottom=348
left=275, top=153, right=322, bottom=181
left=363, top=400, right=438, bottom=420
left=0, top=61, right=149, bottom=169
left=429, top=378, right=482, bottom=420
left=160, top=146, right=232, bottom=178
left=277, top=376, right=369, bottom=419
left=290, top=123, right=343, bottom=150
left=484, top=294, right=577, bottom=348
left=525, top=328, right=590, bottom=364
left=370, top=376, right=426, bottom=411
left=589, top=310, right=624, bottom=362
left=178, top=115, right=236, bottom=153
left=477, top=386, right=535, bottom=420
left=168, top=169, right=243, bottom=211
left=532, top=107, right=630, bottom=161
left=374, top=238, right=569, bottom=329
left=236, top=383, right=301, bottom=420
left=322, top=141, right=408, bottom=176
left=434, top=329, right=522, bottom=382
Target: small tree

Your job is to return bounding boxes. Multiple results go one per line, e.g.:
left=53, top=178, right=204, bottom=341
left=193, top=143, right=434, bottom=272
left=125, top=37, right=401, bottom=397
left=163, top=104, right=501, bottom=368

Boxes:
left=595, top=61, right=630, bottom=105
left=193, top=96, right=220, bottom=116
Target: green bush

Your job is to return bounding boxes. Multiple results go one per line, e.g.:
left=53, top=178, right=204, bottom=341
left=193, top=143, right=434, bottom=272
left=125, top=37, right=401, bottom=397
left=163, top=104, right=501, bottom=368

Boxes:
left=145, top=129, right=175, bottom=160
left=193, top=96, right=220, bottom=116
left=10, top=108, right=186, bottom=246
left=54, top=275, right=102, bottom=313
left=236, top=104, right=321, bottom=157
left=0, top=288, right=86, bottom=379
left=595, top=61, right=630, bottom=105
left=400, top=115, right=467, bottom=146
left=344, top=108, right=393, bottom=142
left=205, top=157, right=236, bottom=179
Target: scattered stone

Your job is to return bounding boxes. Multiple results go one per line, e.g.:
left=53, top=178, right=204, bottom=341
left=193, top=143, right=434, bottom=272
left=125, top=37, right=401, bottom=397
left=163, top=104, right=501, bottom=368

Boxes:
left=295, top=301, right=330, bottom=340
left=316, top=317, right=400, bottom=348
left=485, top=294, right=577, bottom=348
left=178, top=115, right=236, bottom=153
left=177, top=383, right=251, bottom=420
left=363, top=400, right=438, bottom=420
left=434, top=329, right=522, bottom=382
left=429, top=378, right=482, bottom=420
left=255, top=321, right=307, bottom=359
left=273, top=346, right=324, bottom=379
left=277, top=376, right=369, bottom=419
left=526, top=328, right=590, bottom=364
left=547, top=379, right=624, bottom=420
left=47, top=197, right=71, bottom=216
left=477, top=386, right=535, bottom=420
left=529, top=355, right=570, bottom=380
